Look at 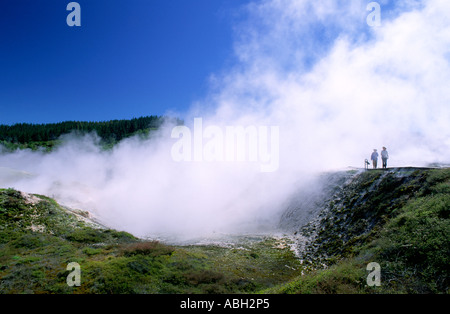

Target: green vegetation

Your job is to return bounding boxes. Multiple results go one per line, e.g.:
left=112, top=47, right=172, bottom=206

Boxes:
left=0, top=189, right=300, bottom=294
left=0, top=167, right=448, bottom=294
left=268, top=168, right=449, bottom=294
left=0, top=116, right=176, bottom=151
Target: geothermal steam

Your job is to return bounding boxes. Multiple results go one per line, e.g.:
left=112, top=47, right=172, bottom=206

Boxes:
left=1, top=0, right=449, bottom=240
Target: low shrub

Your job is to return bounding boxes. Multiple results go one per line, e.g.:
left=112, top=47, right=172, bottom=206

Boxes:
left=65, top=228, right=105, bottom=243
left=120, top=241, right=175, bottom=257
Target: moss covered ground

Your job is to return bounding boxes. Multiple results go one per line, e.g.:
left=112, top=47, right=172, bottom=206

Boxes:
left=0, top=189, right=301, bottom=294
left=1, top=167, right=448, bottom=294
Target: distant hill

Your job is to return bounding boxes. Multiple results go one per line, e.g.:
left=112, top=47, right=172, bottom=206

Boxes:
left=0, top=116, right=175, bottom=151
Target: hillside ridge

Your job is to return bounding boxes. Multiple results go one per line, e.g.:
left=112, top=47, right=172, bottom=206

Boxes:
left=275, top=166, right=449, bottom=293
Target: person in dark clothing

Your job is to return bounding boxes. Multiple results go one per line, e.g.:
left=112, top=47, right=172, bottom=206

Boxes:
left=371, top=149, right=378, bottom=169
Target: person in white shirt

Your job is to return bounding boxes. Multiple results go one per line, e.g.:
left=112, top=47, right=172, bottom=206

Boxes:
left=381, top=147, right=389, bottom=169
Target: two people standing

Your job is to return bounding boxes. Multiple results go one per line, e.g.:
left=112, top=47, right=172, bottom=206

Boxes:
left=370, top=147, right=389, bottom=169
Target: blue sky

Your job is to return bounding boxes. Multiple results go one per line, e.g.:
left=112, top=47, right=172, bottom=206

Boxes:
left=0, top=0, right=249, bottom=125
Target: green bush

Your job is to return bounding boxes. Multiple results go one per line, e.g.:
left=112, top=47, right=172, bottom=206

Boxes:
left=82, top=247, right=103, bottom=256
left=120, top=241, right=174, bottom=257
left=65, top=228, right=105, bottom=243
left=11, top=233, right=46, bottom=249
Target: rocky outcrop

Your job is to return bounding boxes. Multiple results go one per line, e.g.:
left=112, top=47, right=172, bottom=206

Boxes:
left=279, top=168, right=439, bottom=265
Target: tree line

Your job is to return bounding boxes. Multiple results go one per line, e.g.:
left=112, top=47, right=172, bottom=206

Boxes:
left=0, top=116, right=167, bottom=147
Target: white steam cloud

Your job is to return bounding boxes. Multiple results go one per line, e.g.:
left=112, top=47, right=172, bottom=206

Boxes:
left=1, top=0, right=449, bottom=241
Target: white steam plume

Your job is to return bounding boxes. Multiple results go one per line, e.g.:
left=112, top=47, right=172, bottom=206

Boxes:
left=1, top=0, right=449, bottom=241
